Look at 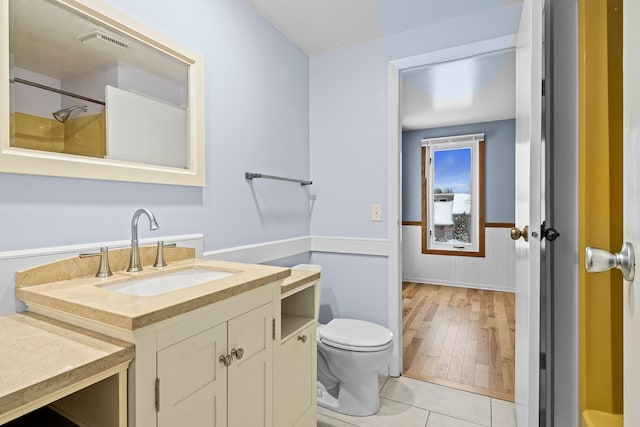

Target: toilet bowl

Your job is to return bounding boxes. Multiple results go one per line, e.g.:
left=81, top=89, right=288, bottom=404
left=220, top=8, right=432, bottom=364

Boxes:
left=316, top=318, right=393, bottom=416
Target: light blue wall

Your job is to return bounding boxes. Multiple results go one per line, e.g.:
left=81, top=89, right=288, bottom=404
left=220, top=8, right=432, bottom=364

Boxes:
left=402, top=119, right=516, bottom=223
left=309, top=4, right=522, bottom=327
left=311, top=252, right=388, bottom=326
left=0, top=0, right=310, bottom=252
left=1, top=1, right=524, bottom=332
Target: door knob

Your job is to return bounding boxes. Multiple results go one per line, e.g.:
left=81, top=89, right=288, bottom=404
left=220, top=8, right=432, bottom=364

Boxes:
left=510, top=225, right=529, bottom=242
left=585, top=242, right=636, bottom=281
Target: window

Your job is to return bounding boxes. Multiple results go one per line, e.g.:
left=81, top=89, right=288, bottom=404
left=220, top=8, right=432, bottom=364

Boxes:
left=422, top=134, right=485, bottom=256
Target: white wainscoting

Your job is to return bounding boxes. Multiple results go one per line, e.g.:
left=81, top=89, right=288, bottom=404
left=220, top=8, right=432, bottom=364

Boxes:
left=202, top=236, right=312, bottom=263
left=310, top=236, right=388, bottom=256
left=402, top=225, right=516, bottom=292
left=202, top=235, right=389, bottom=263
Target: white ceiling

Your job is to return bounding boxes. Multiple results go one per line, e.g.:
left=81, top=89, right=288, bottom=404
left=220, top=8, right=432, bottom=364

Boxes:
left=245, top=0, right=522, bottom=55
left=402, top=49, right=516, bottom=130
left=246, top=0, right=519, bottom=130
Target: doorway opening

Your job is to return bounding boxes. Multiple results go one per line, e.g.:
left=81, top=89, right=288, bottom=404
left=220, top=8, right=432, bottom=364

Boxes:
left=396, top=48, right=517, bottom=402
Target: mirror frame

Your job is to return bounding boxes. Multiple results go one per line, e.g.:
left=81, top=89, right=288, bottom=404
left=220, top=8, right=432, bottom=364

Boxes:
left=0, top=0, right=205, bottom=186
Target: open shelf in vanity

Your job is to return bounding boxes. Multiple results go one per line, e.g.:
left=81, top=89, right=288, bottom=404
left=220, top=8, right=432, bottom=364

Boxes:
left=281, top=283, right=316, bottom=340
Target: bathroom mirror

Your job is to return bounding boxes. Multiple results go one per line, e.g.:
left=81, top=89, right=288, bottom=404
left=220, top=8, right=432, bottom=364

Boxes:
left=0, top=0, right=205, bottom=186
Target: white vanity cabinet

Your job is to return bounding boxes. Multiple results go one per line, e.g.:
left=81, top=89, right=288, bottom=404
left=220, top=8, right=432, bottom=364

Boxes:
left=227, top=302, right=273, bottom=427
left=128, top=282, right=279, bottom=427
left=15, top=256, right=319, bottom=427
left=280, top=322, right=316, bottom=427
left=157, top=302, right=273, bottom=427
left=277, top=277, right=319, bottom=427
left=157, top=322, right=227, bottom=426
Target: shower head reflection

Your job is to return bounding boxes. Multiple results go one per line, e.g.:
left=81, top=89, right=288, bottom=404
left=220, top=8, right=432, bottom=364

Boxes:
left=52, top=105, right=88, bottom=123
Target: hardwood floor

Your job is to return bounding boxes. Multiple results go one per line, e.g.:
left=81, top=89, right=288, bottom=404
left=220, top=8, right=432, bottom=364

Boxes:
left=402, top=282, right=515, bottom=401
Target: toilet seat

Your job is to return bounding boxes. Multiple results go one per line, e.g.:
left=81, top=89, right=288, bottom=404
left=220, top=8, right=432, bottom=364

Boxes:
left=318, top=318, right=393, bottom=352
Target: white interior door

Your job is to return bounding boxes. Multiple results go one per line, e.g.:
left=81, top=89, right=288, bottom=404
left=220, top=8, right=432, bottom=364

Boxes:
left=623, top=1, right=640, bottom=424
left=514, top=0, right=542, bottom=425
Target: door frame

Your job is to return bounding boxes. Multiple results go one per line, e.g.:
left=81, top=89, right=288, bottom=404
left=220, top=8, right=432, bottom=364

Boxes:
left=579, top=0, right=625, bottom=422
left=384, top=3, right=579, bottom=425
left=623, top=3, right=640, bottom=425
left=548, top=0, right=580, bottom=424
left=386, top=34, right=520, bottom=377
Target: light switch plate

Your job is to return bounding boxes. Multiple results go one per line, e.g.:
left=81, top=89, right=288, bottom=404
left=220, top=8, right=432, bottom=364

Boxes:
left=371, top=204, right=382, bottom=222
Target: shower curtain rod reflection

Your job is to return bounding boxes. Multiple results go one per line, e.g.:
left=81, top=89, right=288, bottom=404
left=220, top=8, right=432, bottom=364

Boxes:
left=245, top=172, right=312, bottom=186
left=9, top=77, right=106, bottom=105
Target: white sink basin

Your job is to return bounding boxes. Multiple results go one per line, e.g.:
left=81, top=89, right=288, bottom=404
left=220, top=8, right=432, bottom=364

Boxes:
left=104, top=268, right=234, bottom=296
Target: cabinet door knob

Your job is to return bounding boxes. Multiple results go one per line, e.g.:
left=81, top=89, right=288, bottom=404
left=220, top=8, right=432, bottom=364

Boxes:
left=219, top=354, right=233, bottom=367
left=297, top=335, right=307, bottom=343
left=231, top=348, right=244, bottom=360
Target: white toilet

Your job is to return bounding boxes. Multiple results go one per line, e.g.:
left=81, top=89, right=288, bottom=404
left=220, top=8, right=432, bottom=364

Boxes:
left=291, top=264, right=394, bottom=416
left=316, top=318, right=394, bottom=416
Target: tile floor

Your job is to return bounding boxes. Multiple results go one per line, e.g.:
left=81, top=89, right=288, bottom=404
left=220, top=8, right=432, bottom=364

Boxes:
left=317, top=376, right=517, bottom=427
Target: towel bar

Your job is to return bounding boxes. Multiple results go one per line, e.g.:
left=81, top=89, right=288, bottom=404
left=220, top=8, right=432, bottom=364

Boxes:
left=245, top=172, right=312, bottom=186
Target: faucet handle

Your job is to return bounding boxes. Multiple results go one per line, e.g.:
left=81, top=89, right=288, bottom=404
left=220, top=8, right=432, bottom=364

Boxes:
left=80, top=247, right=113, bottom=277
left=154, top=241, right=177, bottom=268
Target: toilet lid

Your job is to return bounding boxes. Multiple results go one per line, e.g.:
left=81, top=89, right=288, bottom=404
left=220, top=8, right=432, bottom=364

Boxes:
left=319, top=319, right=393, bottom=351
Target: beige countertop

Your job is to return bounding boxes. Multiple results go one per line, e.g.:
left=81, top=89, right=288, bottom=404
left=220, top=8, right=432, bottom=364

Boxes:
left=0, top=312, right=134, bottom=417
left=16, top=258, right=290, bottom=330
left=281, top=268, right=320, bottom=295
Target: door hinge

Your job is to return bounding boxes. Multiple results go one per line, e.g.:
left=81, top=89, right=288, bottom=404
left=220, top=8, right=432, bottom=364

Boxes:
left=540, top=352, right=546, bottom=370
left=542, top=79, right=546, bottom=96
left=155, top=378, right=160, bottom=412
left=272, top=318, right=276, bottom=340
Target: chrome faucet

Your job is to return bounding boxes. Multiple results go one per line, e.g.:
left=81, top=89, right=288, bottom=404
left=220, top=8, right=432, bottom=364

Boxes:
left=127, top=208, right=159, bottom=272
left=79, top=247, right=113, bottom=277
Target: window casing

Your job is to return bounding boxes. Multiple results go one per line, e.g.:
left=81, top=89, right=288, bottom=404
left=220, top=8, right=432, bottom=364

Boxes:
left=421, top=134, right=485, bottom=257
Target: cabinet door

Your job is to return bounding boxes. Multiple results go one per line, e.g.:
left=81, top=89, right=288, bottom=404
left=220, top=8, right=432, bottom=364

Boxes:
left=157, top=323, right=227, bottom=427
left=280, top=323, right=316, bottom=427
left=227, top=303, right=273, bottom=427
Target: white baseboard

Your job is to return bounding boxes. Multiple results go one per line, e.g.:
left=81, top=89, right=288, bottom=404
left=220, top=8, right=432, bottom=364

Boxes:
left=401, top=277, right=515, bottom=293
